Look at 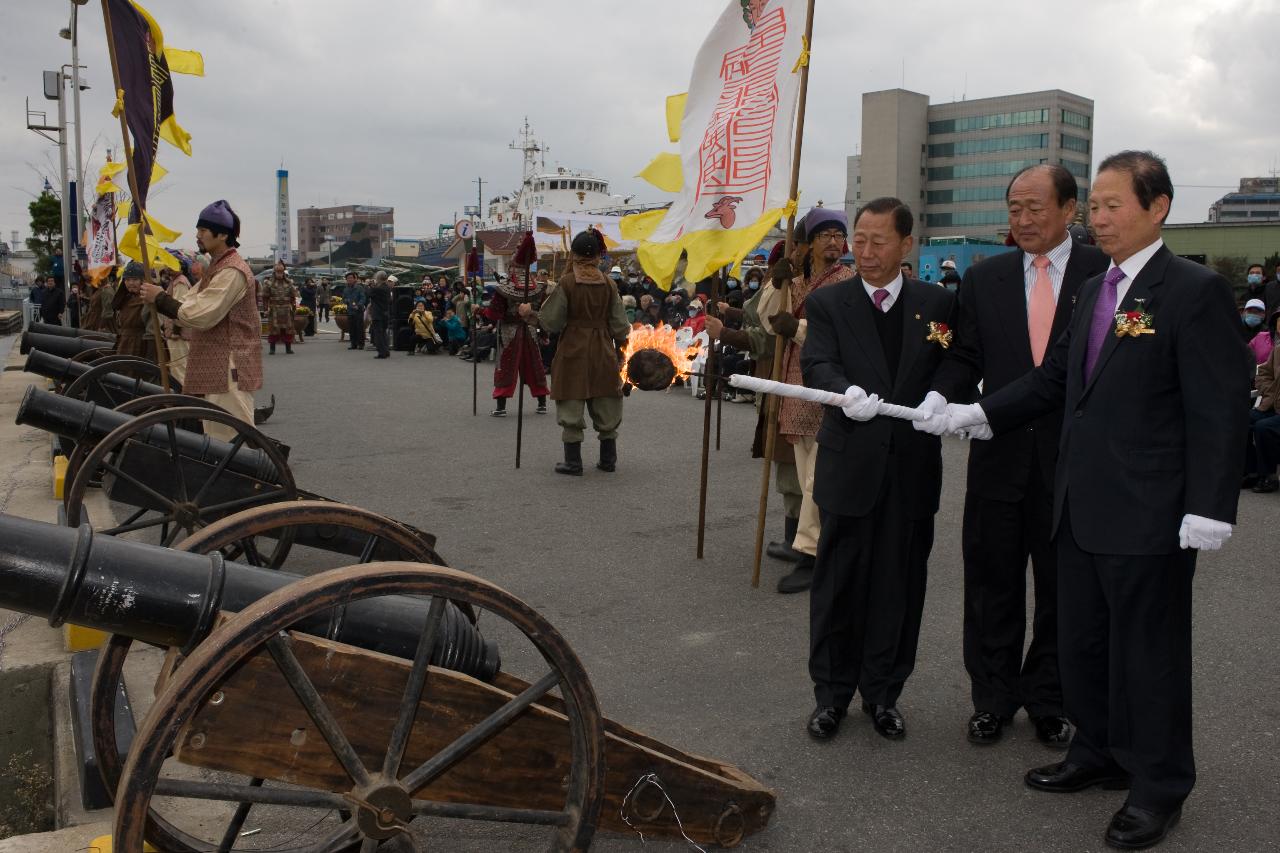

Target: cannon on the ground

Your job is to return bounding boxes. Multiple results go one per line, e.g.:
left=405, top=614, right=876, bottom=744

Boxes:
left=27, top=321, right=117, bottom=344
left=20, top=330, right=115, bottom=360
left=0, top=511, right=775, bottom=851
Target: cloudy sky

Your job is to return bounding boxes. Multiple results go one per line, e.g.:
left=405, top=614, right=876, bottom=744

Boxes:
left=2, top=0, right=1277, bottom=256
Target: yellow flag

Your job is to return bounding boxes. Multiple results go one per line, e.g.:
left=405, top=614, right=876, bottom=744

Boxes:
left=118, top=224, right=181, bottom=271
left=164, top=47, right=204, bottom=76
left=159, top=115, right=193, bottom=156
left=150, top=162, right=168, bottom=185
left=636, top=153, right=684, bottom=193
left=666, top=93, right=688, bottom=143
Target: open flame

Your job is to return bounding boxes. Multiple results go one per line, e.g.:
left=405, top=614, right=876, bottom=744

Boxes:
left=621, top=323, right=705, bottom=389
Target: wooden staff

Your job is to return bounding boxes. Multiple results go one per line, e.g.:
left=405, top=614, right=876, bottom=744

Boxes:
left=695, top=272, right=723, bottom=559
left=751, top=0, right=816, bottom=588
left=100, top=0, right=171, bottom=392
left=470, top=279, right=478, bottom=417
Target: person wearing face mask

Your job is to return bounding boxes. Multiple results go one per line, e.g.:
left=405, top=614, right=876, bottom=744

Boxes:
left=683, top=295, right=707, bottom=335
left=939, top=259, right=962, bottom=292
left=1242, top=299, right=1272, bottom=363
left=1244, top=262, right=1280, bottom=319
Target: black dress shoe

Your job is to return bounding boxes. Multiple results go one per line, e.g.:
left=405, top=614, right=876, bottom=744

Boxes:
left=766, top=541, right=804, bottom=562
left=1025, top=761, right=1129, bottom=793
left=862, top=701, right=905, bottom=740
left=1253, top=476, right=1278, bottom=493
left=1032, top=715, right=1073, bottom=748
left=776, top=554, right=814, bottom=594
left=806, top=705, right=846, bottom=740
left=1105, top=804, right=1181, bottom=849
left=967, top=711, right=1011, bottom=745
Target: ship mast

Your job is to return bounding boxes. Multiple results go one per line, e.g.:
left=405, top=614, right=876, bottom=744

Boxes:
left=509, top=119, right=549, bottom=224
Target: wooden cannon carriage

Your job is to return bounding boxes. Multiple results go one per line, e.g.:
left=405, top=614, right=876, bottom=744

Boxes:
left=0, top=513, right=775, bottom=850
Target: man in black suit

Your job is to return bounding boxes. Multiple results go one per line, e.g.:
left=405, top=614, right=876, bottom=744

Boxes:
left=924, top=165, right=1109, bottom=748
left=946, top=152, right=1249, bottom=849
left=799, top=197, right=961, bottom=741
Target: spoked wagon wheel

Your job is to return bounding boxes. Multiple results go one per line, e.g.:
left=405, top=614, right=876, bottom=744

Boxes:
left=64, top=394, right=223, bottom=491
left=63, top=356, right=180, bottom=406
left=69, top=345, right=115, bottom=364
left=92, top=501, right=470, bottom=853
left=113, top=563, right=605, bottom=853
left=63, top=405, right=297, bottom=564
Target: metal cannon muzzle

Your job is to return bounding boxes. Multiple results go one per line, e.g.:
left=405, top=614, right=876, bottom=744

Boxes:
left=0, top=513, right=500, bottom=680
left=19, top=331, right=112, bottom=358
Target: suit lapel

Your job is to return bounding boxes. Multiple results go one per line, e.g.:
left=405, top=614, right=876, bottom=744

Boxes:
left=1082, top=248, right=1170, bottom=395
left=992, top=252, right=1034, bottom=367
left=1053, top=247, right=1092, bottom=343
left=894, top=280, right=927, bottom=397
left=841, top=277, right=892, bottom=389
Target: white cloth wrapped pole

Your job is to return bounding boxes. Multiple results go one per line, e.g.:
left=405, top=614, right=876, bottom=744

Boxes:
left=727, top=374, right=930, bottom=422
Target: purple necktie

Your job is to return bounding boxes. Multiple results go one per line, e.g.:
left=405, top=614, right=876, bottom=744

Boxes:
left=1084, top=267, right=1126, bottom=381
left=873, top=288, right=889, bottom=312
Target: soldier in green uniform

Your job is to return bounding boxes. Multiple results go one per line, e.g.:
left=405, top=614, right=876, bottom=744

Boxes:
left=519, top=229, right=630, bottom=476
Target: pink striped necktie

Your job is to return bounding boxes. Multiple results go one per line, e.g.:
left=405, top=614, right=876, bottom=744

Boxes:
left=873, top=288, right=889, bottom=312
left=1028, top=255, right=1055, bottom=365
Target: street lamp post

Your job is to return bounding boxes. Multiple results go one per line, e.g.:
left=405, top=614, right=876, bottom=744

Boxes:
left=324, top=235, right=335, bottom=277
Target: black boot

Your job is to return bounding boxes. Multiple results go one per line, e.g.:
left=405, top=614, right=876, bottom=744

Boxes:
left=536, top=396, right=547, bottom=415
left=767, top=516, right=804, bottom=562
left=597, top=438, right=617, bottom=472
left=269, top=342, right=276, bottom=355
left=777, top=553, right=815, bottom=594
left=555, top=442, right=584, bottom=476
left=491, top=398, right=507, bottom=418
left=285, top=341, right=294, bottom=354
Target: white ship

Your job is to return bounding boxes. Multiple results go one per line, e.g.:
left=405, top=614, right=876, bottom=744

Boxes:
left=478, top=120, right=635, bottom=228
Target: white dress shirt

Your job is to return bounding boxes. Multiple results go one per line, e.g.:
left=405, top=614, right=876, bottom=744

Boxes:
left=1022, top=233, right=1073, bottom=307
left=864, top=273, right=904, bottom=312
left=1106, top=238, right=1164, bottom=305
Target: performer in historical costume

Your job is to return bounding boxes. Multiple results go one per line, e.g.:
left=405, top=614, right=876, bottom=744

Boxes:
left=520, top=229, right=629, bottom=475
left=83, top=269, right=117, bottom=333
left=112, top=261, right=157, bottom=360
left=799, top=197, right=961, bottom=743
left=925, top=164, right=1108, bottom=749
left=942, top=152, right=1249, bottom=850
left=705, top=246, right=804, bottom=571
left=159, top=251, right=199, bottom=386
left=757, top=209, right=854, bottom=594
left=480, top=272, right=549, bottom=417
left=263, top=260, right=297, bottom=354
left=140, top=200, right=262, bottom=441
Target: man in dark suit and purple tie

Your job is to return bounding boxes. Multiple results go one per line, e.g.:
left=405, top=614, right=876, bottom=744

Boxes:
left=924, top=164, right=1109, bottom=749
left=943, top=151, right=1250, bottom=849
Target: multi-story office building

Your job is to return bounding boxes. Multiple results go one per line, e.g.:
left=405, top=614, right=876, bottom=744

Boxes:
left=296, top=204, right=395, bottom=257
left=847, top=89, right=1095, bottom=243
left=1208, top=177, right=1280, bottom=223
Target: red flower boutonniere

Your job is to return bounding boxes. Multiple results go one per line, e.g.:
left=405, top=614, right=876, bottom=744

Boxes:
left=1114, top=298, right=1154, bottom=338
left=926, top=321, right=952, bottom=349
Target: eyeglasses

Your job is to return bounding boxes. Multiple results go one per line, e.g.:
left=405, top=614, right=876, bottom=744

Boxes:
left=811, top=231, right=844, bottom=242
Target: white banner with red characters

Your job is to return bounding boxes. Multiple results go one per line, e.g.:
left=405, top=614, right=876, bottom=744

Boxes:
left=623, top=0, right=806, bottom=289
left=86, top=189, right=118, bottom=285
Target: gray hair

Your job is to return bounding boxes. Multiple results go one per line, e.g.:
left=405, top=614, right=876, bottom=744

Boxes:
left=373, top=270, right=389, bottom=283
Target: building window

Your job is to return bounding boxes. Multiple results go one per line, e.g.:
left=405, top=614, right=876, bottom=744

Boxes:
left=929, top=133, right=1049, bottom=158
left=1059, top=158, right=1090, bottom=179
left=928, top=108, right=1050, bottom=135
left=928, top=158, right=1046, bottom=181
left=1061, top=109, right=1092, bottom=129
left=927, top=209, right=1011, bottom=227
left=1060, top=134, right=1091, bottom=154
left=927, top=185, right=1009, bottom=204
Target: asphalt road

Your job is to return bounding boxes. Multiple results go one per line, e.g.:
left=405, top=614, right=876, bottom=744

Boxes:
left=238, top=321, right=1279, bottom=852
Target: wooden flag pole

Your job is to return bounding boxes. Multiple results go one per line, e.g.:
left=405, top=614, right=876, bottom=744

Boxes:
left=751, top=0, right=816, bottom=588
left=100, top=0, right=172, bottom=392
left=695, top=272, right=724, bottom=559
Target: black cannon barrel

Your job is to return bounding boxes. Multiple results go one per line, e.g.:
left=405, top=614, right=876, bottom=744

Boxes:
left=20, top=331, right=113, bottom=358
left=24, top=350, right=168, bottom=400
left=16, top=387, right=281, bottom=483
left=27, top=322, right=116, bottom=344
left=0, top=514, right=500, bottom=681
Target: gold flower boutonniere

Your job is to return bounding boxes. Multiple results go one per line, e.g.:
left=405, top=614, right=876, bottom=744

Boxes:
left=1114, top=299, right=1155, bottom=338
left=926, top=321, right=953, bottom=349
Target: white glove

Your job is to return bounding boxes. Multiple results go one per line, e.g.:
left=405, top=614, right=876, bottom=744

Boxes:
left=1178, top=514, right=1232, bottom=551
left=841, top=385, right=881, bottom=422
left=912, top=391, right=950, bottom=436
left=944, top=402, right=987, bottom=436
left=961, top=422, right=994, bottom=441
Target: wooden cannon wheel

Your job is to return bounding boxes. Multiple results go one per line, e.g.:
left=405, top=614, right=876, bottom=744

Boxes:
left=63, top=405, right=298, bottom=564
left=62, top=356, right=180, bottom=405
left=111, top=562, right=605, bottom=853
left=91, top=501, right=475, bottom=853
left=68, top=346, right=115, bottom=364
left=63, top=394, right=224, bottom=493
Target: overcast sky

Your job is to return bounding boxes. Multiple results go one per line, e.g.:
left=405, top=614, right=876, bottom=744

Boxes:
left=2, top=0, right=1278, bottom=256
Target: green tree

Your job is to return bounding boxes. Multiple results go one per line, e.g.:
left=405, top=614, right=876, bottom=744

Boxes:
left=1210, top=255, right=1250, bottom=302
left=1264, top=252, right=1280, bottom=276
left=26, top=192, right=61, bottom=277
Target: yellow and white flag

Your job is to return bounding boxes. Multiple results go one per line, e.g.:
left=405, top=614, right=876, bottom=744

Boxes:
left=624, top=0, right=807, bottom=288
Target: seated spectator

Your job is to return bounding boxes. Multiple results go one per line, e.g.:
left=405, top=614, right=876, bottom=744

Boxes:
left=641, top=302, right=663, bottom=327
left=1243, top=299, right=1271, bottom=363
left=463, top=316, right=496, bottom=362
left=622, top=294, right=637, bottom=323
left=683, top=296, right=707, bottom=335
left=1248, top=325, right=1280, bottom=493
left=409, top=300, right=439, bottom=354
left=441, top=308, right=468, bottom=355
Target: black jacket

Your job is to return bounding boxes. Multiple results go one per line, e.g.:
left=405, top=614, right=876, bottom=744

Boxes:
left=38, top=286, right=65, bottom=322
left=981, top=246, right=1250, bottom=555
left=933, top=243, right=1109, bottom=502
left=801, top=276, right=959, bottom=519
left=366, top=283, right=391, bottom=320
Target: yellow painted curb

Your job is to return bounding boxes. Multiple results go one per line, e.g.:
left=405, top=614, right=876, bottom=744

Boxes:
left=89, top=835, right=159, bottom=852
left=52, top=454, right=68, bottom=500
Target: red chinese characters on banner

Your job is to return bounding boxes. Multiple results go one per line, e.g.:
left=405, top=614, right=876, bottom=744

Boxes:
left=695, top=7, right=788, bottom=207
